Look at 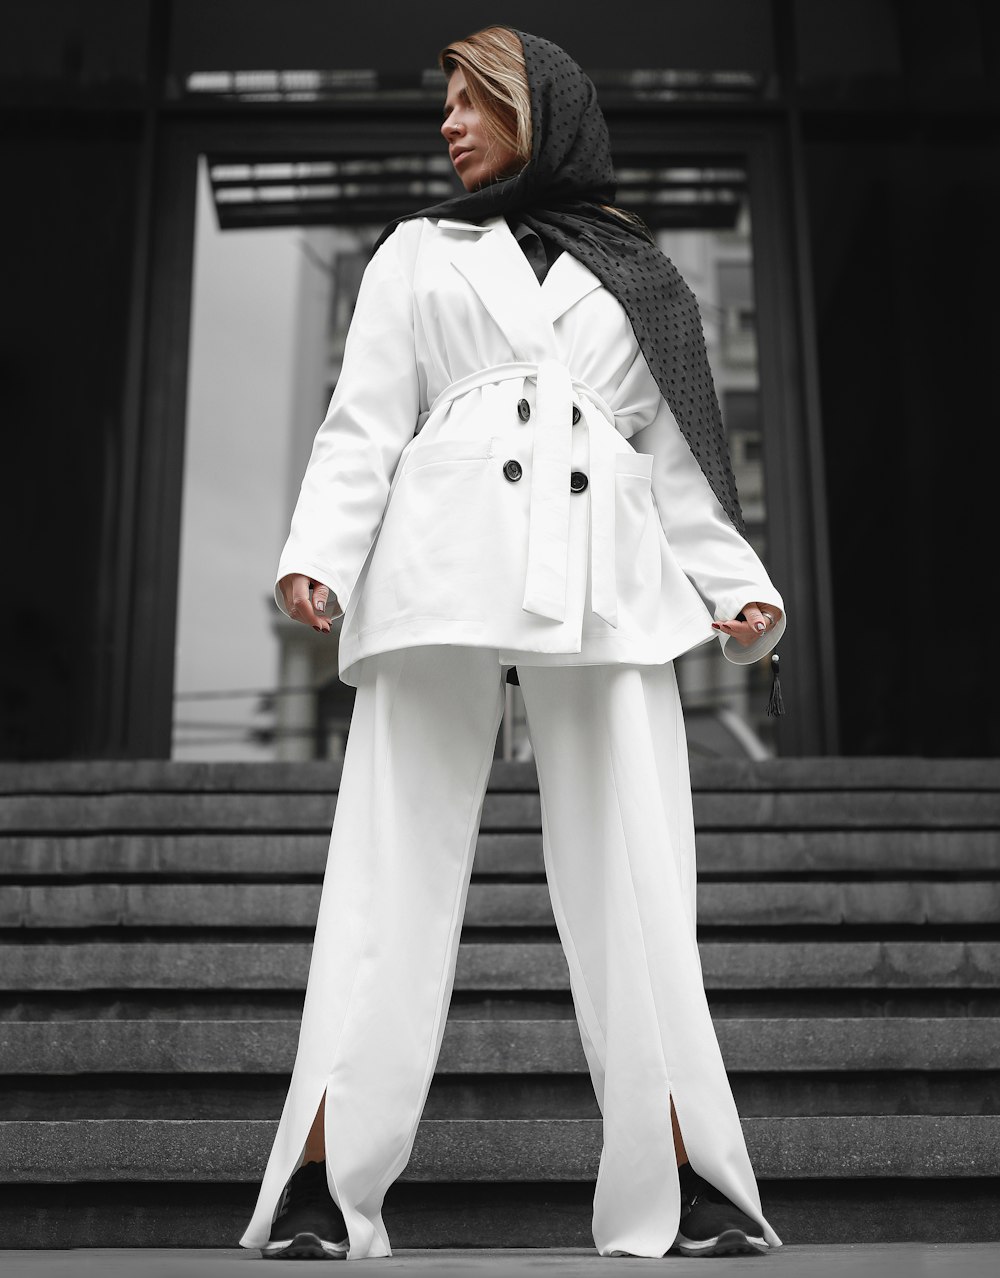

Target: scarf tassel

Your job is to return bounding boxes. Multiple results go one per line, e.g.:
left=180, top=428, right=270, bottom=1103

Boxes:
left=765, top=651, right=784, bottom=717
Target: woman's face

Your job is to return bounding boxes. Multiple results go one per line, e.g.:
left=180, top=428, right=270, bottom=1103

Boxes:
left=440, top=67, right=520, bottom=192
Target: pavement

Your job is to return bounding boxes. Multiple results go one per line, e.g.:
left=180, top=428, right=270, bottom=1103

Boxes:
left=2, top=1246, right=1000, bottom=1278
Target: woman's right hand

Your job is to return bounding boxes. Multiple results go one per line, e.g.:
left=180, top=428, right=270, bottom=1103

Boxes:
left=278, top=573, right=334, bottom=633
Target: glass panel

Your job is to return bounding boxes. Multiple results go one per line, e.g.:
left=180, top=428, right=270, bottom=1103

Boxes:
left=173, top=150, right=775, bottom=761
left=172, top=157, right=383, bottom=761
left=649, top=181, right=779, bottom=759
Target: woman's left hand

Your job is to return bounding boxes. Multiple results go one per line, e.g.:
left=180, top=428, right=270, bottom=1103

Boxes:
left=711, top=601, right=782, bottom=648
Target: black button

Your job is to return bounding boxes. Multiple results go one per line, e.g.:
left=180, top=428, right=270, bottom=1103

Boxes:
left=517, top=398, right=531, bottom=422
left=503, top=459, right=523, bottom=482
left=570, top=471, right=588, bottom=492
left=572, top=404, right=581, bottom=424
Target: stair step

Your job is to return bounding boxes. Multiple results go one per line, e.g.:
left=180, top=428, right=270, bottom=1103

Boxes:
left=3, top=1016, right=997, bottom=1074
left=1, top=828, right=992, bottom=879
left=5, top=1182, right=999, bottom=1248
left=2, top=791, right=998, bottom=834
left=3, top=830, right=997, bottom=878
left=2, top=757, right=998, bottom=793
left=3, top=1115, right=999, bottom=1181
left=2, top=941, right=998, bottom=992
left=4, top=1183, right=1000, bottom=1248
left=3, top=881, right=998, bottom=928
left=6, top=1073, right=998, bottom=1121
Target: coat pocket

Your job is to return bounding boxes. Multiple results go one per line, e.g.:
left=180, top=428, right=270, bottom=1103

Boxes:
left=366, top=435, right=500, bottom=620
left=613, top=450, right=657, bottom=589
left=614, top=449, right=654, bottom=481
left=403, top=435, right=495, bottom=475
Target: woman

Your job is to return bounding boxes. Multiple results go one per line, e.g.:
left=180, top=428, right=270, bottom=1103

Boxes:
left=239, top=25, right=785, bottom=1263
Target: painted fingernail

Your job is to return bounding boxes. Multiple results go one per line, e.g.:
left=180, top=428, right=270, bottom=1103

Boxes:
left=755, top=621, right=765, bottom=632
left=316, top=600, right=325, bottom=612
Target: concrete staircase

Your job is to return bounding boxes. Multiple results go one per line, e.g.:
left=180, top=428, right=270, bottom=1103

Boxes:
left=1, top=758, right=998, bottom=1248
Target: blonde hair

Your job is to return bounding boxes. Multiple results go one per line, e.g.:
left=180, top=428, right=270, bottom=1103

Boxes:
left=439, top=25, right=653, bottom=240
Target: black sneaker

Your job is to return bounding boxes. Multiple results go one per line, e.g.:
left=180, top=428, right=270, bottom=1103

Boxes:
left=670, top=1160, right=769, bottom=1257
left=260, top=1158, right=349, bottom=1260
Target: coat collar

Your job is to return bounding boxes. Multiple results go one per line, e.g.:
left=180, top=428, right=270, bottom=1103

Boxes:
left=436, top=214, right=603, bottom=359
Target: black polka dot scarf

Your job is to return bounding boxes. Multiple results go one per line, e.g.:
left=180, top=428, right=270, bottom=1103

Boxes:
left=372, top=26, right=747, bottom=540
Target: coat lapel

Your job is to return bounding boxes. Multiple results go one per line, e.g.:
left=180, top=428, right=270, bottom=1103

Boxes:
left=539, top=240, right=604, bottom=328
left=440, top=215, right=603, bottom=358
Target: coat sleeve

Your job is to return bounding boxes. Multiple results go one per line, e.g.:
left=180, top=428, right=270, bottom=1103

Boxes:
left=627, top=384, right=787, bottom=667
left=273, top=221, right=422, bottom=620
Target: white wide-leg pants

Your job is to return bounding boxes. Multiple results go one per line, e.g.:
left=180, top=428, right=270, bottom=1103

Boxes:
left=238, top=645, right=782, bottom=1258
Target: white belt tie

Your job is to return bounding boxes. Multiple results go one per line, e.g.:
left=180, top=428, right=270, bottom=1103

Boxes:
left=418, top=359, right=619, bottom=629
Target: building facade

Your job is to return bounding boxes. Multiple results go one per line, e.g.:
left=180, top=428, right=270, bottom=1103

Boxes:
left=2, top=0, right=997, bottom=760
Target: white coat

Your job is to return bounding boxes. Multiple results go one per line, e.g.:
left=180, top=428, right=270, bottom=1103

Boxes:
left=273, top=213, right=786, bottom=685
